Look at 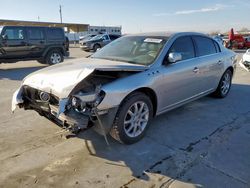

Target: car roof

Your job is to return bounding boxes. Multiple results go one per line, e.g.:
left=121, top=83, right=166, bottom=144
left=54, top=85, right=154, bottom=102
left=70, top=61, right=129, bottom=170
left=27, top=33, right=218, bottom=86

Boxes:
left=129, top=32, right=209, bottom=38
left=0, top=25, right=63, bottom=29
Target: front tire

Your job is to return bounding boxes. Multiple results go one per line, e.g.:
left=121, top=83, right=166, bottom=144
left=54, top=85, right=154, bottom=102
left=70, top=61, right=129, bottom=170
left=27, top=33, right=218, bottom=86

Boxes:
left=93, top=44, right=101, bottom=52
left=110, top=92, right=153, bottom=144
left=213, top=69, right=232, bottom=98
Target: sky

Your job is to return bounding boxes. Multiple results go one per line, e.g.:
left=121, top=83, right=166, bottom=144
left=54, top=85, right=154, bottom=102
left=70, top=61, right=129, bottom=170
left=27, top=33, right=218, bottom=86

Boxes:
left=0, top=0, right=249, bottom=33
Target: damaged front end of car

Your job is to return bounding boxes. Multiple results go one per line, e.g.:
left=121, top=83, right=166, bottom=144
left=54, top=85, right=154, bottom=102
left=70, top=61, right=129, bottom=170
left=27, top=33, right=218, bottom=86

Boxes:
left=12, top=68, right=142, bottom=143
left=239, top=50, right=250, bottom=72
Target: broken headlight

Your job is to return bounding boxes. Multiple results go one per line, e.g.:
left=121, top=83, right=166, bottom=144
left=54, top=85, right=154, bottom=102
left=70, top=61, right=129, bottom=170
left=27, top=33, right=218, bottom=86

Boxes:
left=70, top=90, right=105, bottom=113
left=71, top=96, right=86, bottom=112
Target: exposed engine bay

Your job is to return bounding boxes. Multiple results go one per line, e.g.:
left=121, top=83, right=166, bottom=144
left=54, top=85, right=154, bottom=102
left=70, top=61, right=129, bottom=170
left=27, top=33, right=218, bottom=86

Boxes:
left=15, top=70, right=139, bottom=137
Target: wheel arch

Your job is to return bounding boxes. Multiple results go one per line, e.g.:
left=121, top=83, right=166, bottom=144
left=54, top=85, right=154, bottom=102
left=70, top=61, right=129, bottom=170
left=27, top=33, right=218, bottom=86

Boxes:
left=226, top=66, right=234, bottom=75
left=42, top=46, right=64, bottom=57
left=125, top=87, right=158, bottom=116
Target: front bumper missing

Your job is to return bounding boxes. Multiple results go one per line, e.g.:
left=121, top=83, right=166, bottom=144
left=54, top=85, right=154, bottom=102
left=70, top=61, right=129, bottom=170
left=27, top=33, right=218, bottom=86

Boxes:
left=49, top=108, right=91, bottom=133
left=12, top=86, right=118, bottom=142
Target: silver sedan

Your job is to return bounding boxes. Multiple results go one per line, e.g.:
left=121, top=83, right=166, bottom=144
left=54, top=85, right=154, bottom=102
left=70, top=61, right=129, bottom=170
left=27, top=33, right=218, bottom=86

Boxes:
left=12, top=32, right=237, bottom=144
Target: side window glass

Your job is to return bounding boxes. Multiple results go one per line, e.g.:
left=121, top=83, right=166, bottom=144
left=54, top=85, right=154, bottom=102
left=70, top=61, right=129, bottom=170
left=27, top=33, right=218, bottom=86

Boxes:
left=4, top=28, right=25, bottom=40
left=47, top=28, right=64, bottom=40
left=168, top=36, right=195, bottom=61
left=193, top=36, right=217, bottom=56
left=103, top=35, right=109, bottom=40
left=27, top=28, right=44, bottom=40
left=213, top=41, right=221, bottom=53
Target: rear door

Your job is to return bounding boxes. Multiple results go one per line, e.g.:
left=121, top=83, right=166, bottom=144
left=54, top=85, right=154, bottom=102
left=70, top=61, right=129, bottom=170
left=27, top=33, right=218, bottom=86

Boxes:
left=192, top=36, right=224, bottom=90
left=26, top=27, right=46, bottom=57
left=46, top=27, right=65, bottom=47
left=0, top=26, right=29, bottom=58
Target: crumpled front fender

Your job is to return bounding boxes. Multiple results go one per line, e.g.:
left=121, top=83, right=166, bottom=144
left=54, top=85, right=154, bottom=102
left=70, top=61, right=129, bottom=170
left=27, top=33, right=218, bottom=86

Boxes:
left=11, top=87, right=24, bottom=112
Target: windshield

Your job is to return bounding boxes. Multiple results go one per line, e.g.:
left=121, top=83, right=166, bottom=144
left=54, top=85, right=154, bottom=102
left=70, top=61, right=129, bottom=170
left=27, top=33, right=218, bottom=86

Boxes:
left=91, top=35, right=167, bottom=66
left=80, top=34, right=95, bottom=41
left=90, top=34, right=104, bottom=41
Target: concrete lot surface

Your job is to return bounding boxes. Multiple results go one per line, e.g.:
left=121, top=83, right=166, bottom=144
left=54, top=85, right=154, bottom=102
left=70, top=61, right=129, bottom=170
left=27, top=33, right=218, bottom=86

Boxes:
left=0, top=48, right=250, bottom=188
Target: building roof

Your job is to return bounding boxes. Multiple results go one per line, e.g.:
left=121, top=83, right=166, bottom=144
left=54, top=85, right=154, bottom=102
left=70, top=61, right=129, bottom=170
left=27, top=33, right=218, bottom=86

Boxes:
left=0, top=19, right=89, bottom=32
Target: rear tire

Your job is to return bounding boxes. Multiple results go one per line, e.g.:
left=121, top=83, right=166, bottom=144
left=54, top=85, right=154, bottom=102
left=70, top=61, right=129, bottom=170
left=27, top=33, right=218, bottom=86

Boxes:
left=212, top=69, right=232, bottom=98
left=110, top=92, right=153, bottom=144
left=45, top=50, right=64, bottom=65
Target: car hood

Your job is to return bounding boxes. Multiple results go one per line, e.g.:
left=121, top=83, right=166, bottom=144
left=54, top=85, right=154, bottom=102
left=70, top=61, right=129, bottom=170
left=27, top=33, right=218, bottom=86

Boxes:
left=22, top=57, right=148, bottom=98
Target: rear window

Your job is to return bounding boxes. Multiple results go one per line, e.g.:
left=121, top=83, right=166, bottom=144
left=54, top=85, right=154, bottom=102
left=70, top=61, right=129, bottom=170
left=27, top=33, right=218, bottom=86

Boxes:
left=213, top=41, right=221, bottom=53
left=27, top=28, right=44, bottom=40
left=47, top=28, right=64, bottom=40
left=193, top=36, right=217, bottom=56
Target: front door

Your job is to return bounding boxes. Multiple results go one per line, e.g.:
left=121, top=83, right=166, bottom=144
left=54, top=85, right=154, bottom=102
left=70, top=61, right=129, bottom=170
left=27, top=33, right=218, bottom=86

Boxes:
left=156, top=36, right=207, bottom=113
left=1, top=26, right=29, bottom=58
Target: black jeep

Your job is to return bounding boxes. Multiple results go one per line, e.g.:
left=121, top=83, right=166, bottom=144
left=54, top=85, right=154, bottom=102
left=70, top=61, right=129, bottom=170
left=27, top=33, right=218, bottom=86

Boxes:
left=0, top=26, right=69, bottom=65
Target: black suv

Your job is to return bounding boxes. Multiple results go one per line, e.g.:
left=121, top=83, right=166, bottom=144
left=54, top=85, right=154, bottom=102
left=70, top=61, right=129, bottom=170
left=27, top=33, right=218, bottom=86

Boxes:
left=0, top=26, right=69, bottom=65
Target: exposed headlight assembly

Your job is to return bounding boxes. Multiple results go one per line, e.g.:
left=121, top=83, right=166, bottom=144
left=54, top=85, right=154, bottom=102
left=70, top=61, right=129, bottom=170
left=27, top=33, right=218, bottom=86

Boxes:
left=70, top=87, right=105, bottom=113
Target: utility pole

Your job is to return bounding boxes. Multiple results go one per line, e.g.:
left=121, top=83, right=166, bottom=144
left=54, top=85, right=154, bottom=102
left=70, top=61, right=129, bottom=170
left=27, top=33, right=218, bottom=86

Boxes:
left=59, top=5, right=63, bottom=23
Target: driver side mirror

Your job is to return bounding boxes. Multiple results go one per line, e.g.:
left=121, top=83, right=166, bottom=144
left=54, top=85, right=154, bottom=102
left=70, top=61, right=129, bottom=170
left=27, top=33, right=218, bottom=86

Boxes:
left=168, top=52, right=182, bottom=63
left=1, top=34, right=8, bottom=40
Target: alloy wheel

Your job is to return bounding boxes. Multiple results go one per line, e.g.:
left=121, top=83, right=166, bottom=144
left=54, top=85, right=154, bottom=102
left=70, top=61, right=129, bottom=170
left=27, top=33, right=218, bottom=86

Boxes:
left=123, top=101, right=149, bottom=138
left=220, top=72, right=231, bottom=96
left=50, top=53, right=61, bottom=64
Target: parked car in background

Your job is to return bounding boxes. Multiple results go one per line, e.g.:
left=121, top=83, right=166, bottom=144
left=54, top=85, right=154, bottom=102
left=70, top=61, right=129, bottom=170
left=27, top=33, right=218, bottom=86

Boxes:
left=213, top=35, right=224, bottom=45
left=239, top=49, right=250, bottom=71
left=12, top=32, right=236, bottom=144
left=80, top=33, right=120, bottom=52
left=0, top=26, right=69, bottom=65
left=79, top=34, right=96, bottom=44
left=244, top=37, right=250, bottom=49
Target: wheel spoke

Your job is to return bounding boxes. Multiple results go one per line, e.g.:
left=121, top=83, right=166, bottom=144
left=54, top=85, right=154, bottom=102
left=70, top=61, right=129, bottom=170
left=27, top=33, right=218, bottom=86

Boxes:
left=124, top=119, right=133, bottom=124
left=134, top=103, right=139, bottom=114
left=126, top=124, right=134, bottom=133
left=141, top=110, right=149, bottom=117
left=132, top=124, right=137, bottom=136
left=140, top=118, right=148, bottom=123
left=138, top=103, right=145, bottom=113
left=128, top=109, right=135, bottom=117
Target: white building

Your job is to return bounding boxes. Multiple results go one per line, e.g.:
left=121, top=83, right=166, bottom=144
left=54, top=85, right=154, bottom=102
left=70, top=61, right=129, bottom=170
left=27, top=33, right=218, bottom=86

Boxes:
left=88, top=26, right=122, bottom=35
left=65, top=25, right=122, bottom=42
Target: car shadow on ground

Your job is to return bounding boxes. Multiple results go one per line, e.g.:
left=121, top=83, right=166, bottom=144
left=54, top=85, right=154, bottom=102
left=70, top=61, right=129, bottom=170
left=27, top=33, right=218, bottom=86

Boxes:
left=67, top=83, right=250, bottom=187
left=0, top=66, right=46, bottom=81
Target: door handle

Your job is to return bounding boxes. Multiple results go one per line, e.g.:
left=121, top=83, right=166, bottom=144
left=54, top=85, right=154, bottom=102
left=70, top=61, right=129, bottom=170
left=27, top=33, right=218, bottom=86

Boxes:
left=193, top=67, right=199, bottom=73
